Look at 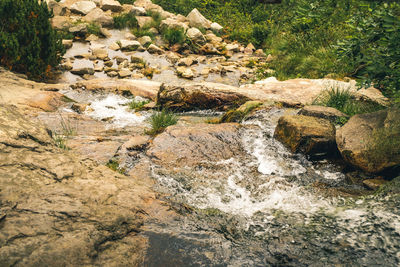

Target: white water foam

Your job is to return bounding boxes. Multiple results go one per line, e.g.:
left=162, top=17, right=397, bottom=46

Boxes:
left=86, top=94, right=150, bottom=128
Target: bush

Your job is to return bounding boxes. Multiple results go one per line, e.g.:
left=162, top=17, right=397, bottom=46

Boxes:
left=0, top=0, right=65, bottom=79
left=146, top=109, right=178, bottom=136
left=162, top=28, right=186, bottom=45
left=113, top=13, right=138, bottom=29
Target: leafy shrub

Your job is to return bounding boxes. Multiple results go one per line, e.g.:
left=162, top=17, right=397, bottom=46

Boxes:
left=146, top=109, right=178, bottom=136
left=162, top=28, right=186, bottom=45
left=113, top=13, right=138, bottom=29
left=336, top=2, right=400, bottom=103
left=0, top=0, right=65, bottom=79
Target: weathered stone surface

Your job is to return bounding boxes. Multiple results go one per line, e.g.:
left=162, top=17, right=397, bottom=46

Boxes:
left=52, top=15, right=71, bottom=30
left=25, top=92, right=66, bottom=112
left=119, top=39, right=141, bottom=51
left=138, top=36, right=152, bottom=47
left=147, top=44, right=163, bottom=54
left=69, top=23, right=88, bottom=36
left=100, top=0, right=123, bottom=12
left=71, top=78, right=161, bottom=100
left=48, top=0, right=67, bottom=16
left=71, top=67, right=95, bottom=76
left=336, top=108, right=400, bottom=173
left=363, top=178, right=388, bottom=190
left=62, top=39, right=73, bottom=49
left=186, top=27, right=206, bottom=45
left=84, top=7, right=114, bottom=27
left=298, top=105, right=348, bottom=122
left=136, top=16, right=154, bottom=28
left=186, top=8, right=211, bottom=29
left=274, top=115, right=337, bottom=157
left=70, top=1, right=96, bottom=15
left=211, top=22, right=223, bottom=32
left=176, top=66, right=194, bottom=79
left=160, top=18, right=189, bottom=32
left=71, top=103, right=88, bottom=114
left=355, top=87, right=390, bottom=107
left=118, top=68, right=132, bottom=78
left=240, top=78, right=356, bottom=106
left=157, top=82, right=250, bottom=111
left=147, top=123, right=242, bottom=169
left=177, top=57, right=194, bottom=67
left=130, top=6, right=146, bottom=16
left=0, top=104, right=153, bottom=266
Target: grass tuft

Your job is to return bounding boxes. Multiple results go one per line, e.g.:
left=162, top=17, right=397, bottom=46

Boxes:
left=145, top=109, right=178, bottom=136
left=114, top=13, right=138, bottom=29
left=128, top=99, right=150, bottom=111
left=162, top=27, right=186, bottom=45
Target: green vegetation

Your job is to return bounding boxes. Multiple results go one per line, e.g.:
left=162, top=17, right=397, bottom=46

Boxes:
left=146, top=109, right=178, bottom=136
left=0, top=0, right=65, bottom=80
left=52, top=115, right=76, bottom=150
left=87, top=23, right=102, bottom=37
left=154, top=0, right=400, bottom=103
left=113, top=13, right=138, bottom=29
left=314, top=87, right=384, bottom=117
left=106, top=159, right=126, bottom=174
left=128, top=99, right=150, bottom=111
left=220, top=101, right=262, bottom=123
left=162, top=27, right=187, bottom=45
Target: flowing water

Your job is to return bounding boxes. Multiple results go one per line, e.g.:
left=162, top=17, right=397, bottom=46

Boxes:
left=143, top=108, right=400, bottom=266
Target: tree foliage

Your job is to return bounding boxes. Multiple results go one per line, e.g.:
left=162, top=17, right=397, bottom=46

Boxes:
left=0, top=0, right=65, bottom=80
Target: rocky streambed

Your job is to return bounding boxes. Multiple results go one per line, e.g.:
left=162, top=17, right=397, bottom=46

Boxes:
left=1, top=0, right=399, bottom=265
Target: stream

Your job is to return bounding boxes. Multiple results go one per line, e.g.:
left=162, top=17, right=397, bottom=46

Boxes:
left=62, top=92, right=400, bottom=266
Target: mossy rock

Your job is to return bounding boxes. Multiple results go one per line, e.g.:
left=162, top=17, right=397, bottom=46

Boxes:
left=375, top=176, right=400, bottom=196
left=220, top=101, right=262, bottom=123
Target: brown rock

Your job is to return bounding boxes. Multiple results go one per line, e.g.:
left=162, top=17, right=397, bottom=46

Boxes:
left=26, top=92, right=67, bottom=112
left=157, top=82, right=250, bottom=111
left=274, top=115, right=337, bottom=157
left=298, top=105, right=349, bottom=122
left=363, top=178, right=388, bottom=190
left=336, top=108, right=400, bottom=173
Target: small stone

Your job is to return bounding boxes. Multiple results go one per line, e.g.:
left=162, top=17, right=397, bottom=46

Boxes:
left=176, top=66, right=194, bottom=79
left=147, top=44, right=163, bottom=54
left=61, top=59, right=73, bottom=71
left=186, top=8, right=211, bottom=29
left=71, top=67, right=95, bottom=76
left=254, top=49, right=266, bottom=57
left=69, top=23, right=88, bottom=36
left=70, top=1, right=96, bottom=15
left=109, top=42, right=120, bottom=50
left=131, top=55, right=144, bottom=63
left=100, top=0, right=123, bottom=12
left=119, top=39, right=141, bottom=51
left=100, top=28, right=112, bottom=38
left=266, top=54, right=274, bottom=62
left=104, top=60, right=114, bottom=67
left=363, top=179, right=388, bottom=190
left=118, top=68, right=132, bottom=78
left=226, top=43, right=240, bottom=52
left=62, top=39, right=73, bottom=49
left=211, top=22, right=223, bottom=32
left=107, top=71, right=118, bottom=77
left=186, top=27, right=206, bottom=45
left=124, top=32, right=136, bottom=40
left=136, top=16, right=154, bottom=28
left=130, top=6, right=146, bottom=16
left=86, top=34, right=99, bottom=42
left=71, top=103, right=88, bottom=114
left=138, top=36, right=152, bottom=47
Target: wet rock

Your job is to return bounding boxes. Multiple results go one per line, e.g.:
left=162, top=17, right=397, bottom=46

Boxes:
left=62, top=39, right=73, bottom=49
left=71, top=67, right=95, bottom=76
left=70, top=1, right=96, bottom=15
left=220, top=101, right=262, bottom=123
left=147, top=123, right=242, bottom=169
left=147, top=44, right=163, bottom=54
left=71, top=103, right=88, bottom=114
left=0, top=104, right=153, bottom=266
left=84, top=7, right=114, bottom=27
left=101, top=0, right=123, bottom=12
left=157, top=82, right=249, bottom=111
left=136, top=16, right=154, bottom=28
left=336, top=108, right=400, bottom=173
left=71, top=78, right=161, bottom=100
left=138, top=36, right=152, bottom=47
left=211, top=22, right=223, bottom=32
left=363, top=178, right=387, bottom=190
left=26, top=92, right=67, bottom=112
left=176, top=67, right=194, bottom=79
left=274, top=115, right=337, bottom=157
left=119, top=39, right=141, bottom=51
left=375, top=176, right=400, bottom=196
left=298, top=105, right=348, bottom=122
left=187, top=8, right=211, bottom=29
left=186, top=27, right=206, bottom=45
